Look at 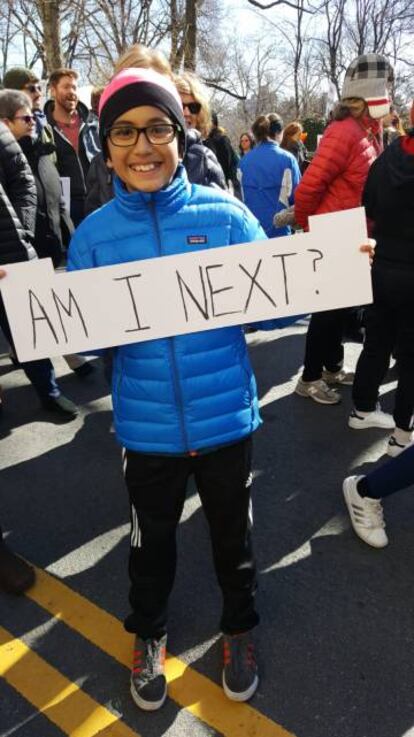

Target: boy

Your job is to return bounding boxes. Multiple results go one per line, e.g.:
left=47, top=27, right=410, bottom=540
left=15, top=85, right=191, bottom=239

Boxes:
left=67, top=67, right=279, bottom=711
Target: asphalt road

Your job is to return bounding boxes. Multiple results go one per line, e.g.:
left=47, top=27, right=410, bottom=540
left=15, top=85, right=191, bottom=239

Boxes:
left=1, top=322, right=413, bottom=737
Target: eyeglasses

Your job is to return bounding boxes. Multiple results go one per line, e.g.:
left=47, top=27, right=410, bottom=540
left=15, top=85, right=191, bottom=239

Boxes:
left=13, top=115, right=35, bottom=124
left=23, top=84, right=42, bottom=94
left=106, top=123, right=179, bottom=147
left=182, top=101, right=201, bottom=115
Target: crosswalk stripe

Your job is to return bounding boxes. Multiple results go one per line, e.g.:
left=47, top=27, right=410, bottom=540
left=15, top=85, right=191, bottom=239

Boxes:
left=0, top=626, right=139, bottom=737
left=26, top=566, right=296, bottom=737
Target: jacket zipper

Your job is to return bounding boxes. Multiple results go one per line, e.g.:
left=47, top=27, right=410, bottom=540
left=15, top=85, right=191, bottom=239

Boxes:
left=148, top=198, right=189, bottom=452
left=52, top=125, right=86, bottom=188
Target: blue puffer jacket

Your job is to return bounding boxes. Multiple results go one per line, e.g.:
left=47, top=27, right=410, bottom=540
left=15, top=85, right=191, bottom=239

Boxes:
left=68, top=165, right=276, bottom=454
left=240, top=141, right=301, bottom=238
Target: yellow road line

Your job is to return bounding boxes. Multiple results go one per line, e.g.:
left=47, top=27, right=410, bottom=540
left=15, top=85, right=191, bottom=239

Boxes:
left=0, top=626, right=139, bottom=737
left=25, top=566, right=296, bottom=737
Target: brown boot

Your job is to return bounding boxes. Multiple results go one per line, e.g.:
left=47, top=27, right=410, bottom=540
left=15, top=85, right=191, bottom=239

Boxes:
left=0, top=542, right=35, bottom=595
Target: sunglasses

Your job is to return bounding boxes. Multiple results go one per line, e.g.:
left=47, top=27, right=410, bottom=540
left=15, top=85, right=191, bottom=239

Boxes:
left=23, top=83, right=42, bottom=93
left=13, top=115, right=35, bottom=124
left=182, top=101, right=201, bottom=115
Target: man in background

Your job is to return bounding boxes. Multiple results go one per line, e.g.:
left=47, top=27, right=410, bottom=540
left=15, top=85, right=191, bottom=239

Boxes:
left=45, top=68, right=100, bottom=226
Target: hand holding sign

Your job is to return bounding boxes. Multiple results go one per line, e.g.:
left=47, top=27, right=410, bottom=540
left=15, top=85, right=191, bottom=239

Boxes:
left=359, top=239, right=376, bottom=266
left=0, top=208, right=373, bottom=363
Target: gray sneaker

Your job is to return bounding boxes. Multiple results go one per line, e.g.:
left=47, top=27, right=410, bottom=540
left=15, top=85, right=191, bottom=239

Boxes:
left=222, top=632, right=258, bottom=702
left=41, top=394, right=79, bottom=419
left=130, top=634, right=167, bottom=711
left=322, top=368, right=355, bottom=386
left=295, top=378, right=341, bottom=405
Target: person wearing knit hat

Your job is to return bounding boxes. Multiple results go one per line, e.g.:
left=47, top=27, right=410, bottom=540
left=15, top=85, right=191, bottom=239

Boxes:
left=2, top=65, right=58, bottom=153
left=341, top=53, right=394, bottom=119
left=3, top=66, right=39, bottom=92
left=99, top=67, right=186, bottom=155
left=68, top=65, right=299, bottom=712
left=85, top=63, right=224, bottom=214
left=98, top=67, right=186, bottom=194
left=3, top=67, right=43, bottom=114
left=294, top=54, right=393, bottom=407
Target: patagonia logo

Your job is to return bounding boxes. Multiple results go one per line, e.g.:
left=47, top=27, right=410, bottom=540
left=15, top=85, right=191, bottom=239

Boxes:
left=187, top=235, right=208, bottom=245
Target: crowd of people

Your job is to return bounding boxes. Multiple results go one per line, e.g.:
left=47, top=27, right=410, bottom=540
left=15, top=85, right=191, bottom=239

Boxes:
left=0, top=45, right=413, bottom=713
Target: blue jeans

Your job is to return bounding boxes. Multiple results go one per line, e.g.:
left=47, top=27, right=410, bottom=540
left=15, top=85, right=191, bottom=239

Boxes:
left=0, top=299, right=60, bottom=400
left=361, top=445, right=414, bottom=500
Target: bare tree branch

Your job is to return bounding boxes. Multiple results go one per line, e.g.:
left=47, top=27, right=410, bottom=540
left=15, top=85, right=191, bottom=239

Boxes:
left=204, top=80, right=247, bottom=99
left=247, top=0, right=313, bottom=13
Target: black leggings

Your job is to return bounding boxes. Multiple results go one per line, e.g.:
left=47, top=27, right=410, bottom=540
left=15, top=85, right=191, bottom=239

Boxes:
left=352, top=262, right=414, bottom=430
left=302, top=308, right=349, bottom=381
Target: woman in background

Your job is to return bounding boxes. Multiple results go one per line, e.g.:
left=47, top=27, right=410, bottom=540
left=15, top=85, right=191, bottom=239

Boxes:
left=239, top=131, right=255, bottom=157
left=281, top=121, right=308, bottom=173
left=239, top=112, right=300, bottom=237
left=174, top=72, right=225, bottom=188
left=294, top=53, right=394, bottom=406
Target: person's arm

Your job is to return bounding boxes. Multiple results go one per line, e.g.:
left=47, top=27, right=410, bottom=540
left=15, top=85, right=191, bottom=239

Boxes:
left=280, top=156, right=301, bottom=207
left=0, top=179, right=37, bottom=265
left=0, top=126, right=37, bottom=238
left=294, top=122, right=353, bottom=229
left=59, top=198, right=74, bottom=250
left=362, top=156, right=381, bottom=222
left=85, top=154, right=114, bottom=215
left=224, top=136, right=239, bottom=183
left=204, top=147, right=226, bottom=189
left=289, top=158, right=301, bottom=205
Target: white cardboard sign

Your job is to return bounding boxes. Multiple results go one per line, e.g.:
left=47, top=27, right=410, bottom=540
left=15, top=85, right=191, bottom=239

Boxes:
left=0, top=208, right=372, bottom=362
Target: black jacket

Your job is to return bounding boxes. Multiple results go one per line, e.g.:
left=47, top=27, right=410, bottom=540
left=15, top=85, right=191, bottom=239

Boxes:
left=85, top=153, right=114, bottom=216
left=20, top=135, right=74, bottom=267
left=363, top=132, right=414, bottom=267
left=183, top=129, right=225, bottom=188
left=283, top=140, right=309, bottom=174
left=205, top=128, right=238, bottom=185
left=0, top=122, right=37, bottom=265
left=44, top=99, right=101, bottom=202
left=84, top=130, right=226, bottom=215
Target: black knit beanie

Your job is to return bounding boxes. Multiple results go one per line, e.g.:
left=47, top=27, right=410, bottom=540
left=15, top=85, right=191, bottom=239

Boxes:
left=99, top=67, right=186, bottom=154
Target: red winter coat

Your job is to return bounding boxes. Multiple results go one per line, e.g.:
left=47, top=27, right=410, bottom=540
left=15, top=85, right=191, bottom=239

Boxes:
left=294, top=116, right=381, bottom=230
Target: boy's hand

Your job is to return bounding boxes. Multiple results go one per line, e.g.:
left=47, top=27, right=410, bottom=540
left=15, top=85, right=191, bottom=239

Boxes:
left=359, top=239, right=376, bottom=267
left=0, top=269, right=6, bottom=279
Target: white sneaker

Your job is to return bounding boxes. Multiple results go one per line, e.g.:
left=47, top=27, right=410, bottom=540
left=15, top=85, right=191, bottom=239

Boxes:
left=343, top=476, right=388, bottom=548
left=322, top=368, right=354, bottom=386
left=348, top=407, right=395, bottom=430
left=387, top=434, right=414, bottom=458
left=295, top=378, right=341, bottom=405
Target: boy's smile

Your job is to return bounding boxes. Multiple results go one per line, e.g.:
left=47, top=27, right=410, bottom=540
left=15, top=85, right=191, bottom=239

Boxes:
left=107, top=105, right=179, bottom=193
